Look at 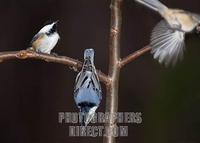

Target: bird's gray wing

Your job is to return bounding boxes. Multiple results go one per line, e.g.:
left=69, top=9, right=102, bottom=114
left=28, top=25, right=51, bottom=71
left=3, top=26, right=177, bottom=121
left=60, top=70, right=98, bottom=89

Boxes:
left=74, top=70, right=102, bottom=101
left=30, top=33, right=45, bottom=46
left=31, top=33, right=41, bottom=44
left=91, top=70, right=102, bottom=100
left=151, top=20, right=185, bottom=66
left=74, top=60, right=102, bottom=104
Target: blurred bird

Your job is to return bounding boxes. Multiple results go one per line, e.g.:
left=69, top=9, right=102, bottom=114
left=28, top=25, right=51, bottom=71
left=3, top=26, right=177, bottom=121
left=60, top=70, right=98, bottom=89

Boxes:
left=29, top=21, right=60, bottom=54
left=135, top=0, right=200, bottom=66
left=74, top=49, right=102, bottom=126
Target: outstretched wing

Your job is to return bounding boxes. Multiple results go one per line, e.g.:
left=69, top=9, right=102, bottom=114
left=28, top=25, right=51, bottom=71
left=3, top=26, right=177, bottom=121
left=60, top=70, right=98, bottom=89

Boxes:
left=151, top=20, right=185, bottom=66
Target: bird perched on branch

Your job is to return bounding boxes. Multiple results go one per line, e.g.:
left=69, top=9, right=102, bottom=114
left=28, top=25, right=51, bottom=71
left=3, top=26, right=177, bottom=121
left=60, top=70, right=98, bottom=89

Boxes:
left=135, top=0, right=200, bottom=66
left=29, top=21, right=60, bottom=54
left=74, top=49, right=102, bottom=126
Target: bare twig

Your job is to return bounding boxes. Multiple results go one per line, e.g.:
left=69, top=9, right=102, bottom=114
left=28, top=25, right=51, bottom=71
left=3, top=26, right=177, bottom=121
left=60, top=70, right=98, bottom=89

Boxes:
left=0, top=50, right=110, bottom=84
left=119, top=46, right=151, bottom=68
left=103, top=0, right=122, bottom=143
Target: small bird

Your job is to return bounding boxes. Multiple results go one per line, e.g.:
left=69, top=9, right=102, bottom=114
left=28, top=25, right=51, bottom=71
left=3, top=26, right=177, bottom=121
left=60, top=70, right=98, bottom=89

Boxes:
left=135, top=0, right=200, bottom=66
left=29, top=21, right=60, bottom=54
left=74, top=49, right=102, bottom=126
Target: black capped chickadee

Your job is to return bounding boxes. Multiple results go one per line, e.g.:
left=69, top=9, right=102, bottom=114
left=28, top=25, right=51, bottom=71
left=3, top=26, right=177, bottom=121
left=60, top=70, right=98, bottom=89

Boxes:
left=74, top=49, right=102, bottom=126
left=135, top=0, right=200, bottom=66
left=29, top=21, right=60, bottom=54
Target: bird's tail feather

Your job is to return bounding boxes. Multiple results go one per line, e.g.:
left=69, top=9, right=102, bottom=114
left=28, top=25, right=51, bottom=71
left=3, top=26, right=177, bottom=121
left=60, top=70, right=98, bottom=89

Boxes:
left=81, top=113, right=86, bottom=126
left=79, top=105, right=97, bottom=126
left=135, top=0, right=168, bottom=13
left=80, top=112, right=91, bottom=127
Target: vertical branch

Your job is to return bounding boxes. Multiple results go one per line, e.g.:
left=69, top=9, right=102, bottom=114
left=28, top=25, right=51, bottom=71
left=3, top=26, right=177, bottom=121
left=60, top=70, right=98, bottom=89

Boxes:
left=104, top=0, right=123, bottom=143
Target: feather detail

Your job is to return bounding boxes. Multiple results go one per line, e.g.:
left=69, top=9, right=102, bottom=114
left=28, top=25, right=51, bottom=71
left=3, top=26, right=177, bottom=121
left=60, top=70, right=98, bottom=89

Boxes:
left=151, top=20, right=185, bottom=66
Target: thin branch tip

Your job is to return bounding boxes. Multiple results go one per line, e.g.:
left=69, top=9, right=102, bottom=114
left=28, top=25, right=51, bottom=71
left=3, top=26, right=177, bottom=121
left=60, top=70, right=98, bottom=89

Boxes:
left=119, top=45, right=151, bottom=68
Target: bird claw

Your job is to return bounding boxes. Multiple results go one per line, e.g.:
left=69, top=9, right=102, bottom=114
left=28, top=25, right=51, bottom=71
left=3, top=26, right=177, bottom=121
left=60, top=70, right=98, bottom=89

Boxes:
left=26, top=47, right=35, bottom=52
left=70, top=66, right=78, bottom=72
left=51, top=52, right=58, bottom=56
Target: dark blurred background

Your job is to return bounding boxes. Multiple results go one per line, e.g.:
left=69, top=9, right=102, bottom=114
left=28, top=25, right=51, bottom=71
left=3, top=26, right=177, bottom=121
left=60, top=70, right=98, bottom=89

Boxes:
left=0, top=0, right=200, bottom=143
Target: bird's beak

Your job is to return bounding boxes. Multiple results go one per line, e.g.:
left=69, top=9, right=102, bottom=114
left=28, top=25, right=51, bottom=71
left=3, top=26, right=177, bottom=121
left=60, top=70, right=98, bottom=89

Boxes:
left=54, top=20, right=59, bottom=24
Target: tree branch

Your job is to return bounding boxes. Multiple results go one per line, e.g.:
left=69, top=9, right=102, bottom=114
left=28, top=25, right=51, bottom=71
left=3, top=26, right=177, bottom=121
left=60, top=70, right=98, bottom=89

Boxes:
left=119, top=46, right=151, bottom=68
left=0, top=50, right=110, bottom=84
left=104, top=0, right=122, bottom=143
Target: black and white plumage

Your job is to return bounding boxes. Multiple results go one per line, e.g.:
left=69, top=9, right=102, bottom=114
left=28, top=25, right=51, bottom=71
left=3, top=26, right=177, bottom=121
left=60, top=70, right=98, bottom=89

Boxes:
left=135, top=0, right=200, bottom=66
left=30, top=21, right=60, bottom=54
left=74, top=49, right=102, bottom=126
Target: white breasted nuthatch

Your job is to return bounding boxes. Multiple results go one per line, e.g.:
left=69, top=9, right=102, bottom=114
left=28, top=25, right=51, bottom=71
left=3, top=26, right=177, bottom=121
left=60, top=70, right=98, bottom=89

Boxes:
left=74, top=49, right=102, bottom=126
left=135, top=0, right=200, bottom=66
left=29, top=21, right=60, bottom=54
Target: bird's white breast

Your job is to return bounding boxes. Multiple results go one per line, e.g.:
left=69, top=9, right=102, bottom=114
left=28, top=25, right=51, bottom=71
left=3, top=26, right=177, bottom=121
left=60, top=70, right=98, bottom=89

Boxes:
left=37, top=32, right=59, bottom=54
